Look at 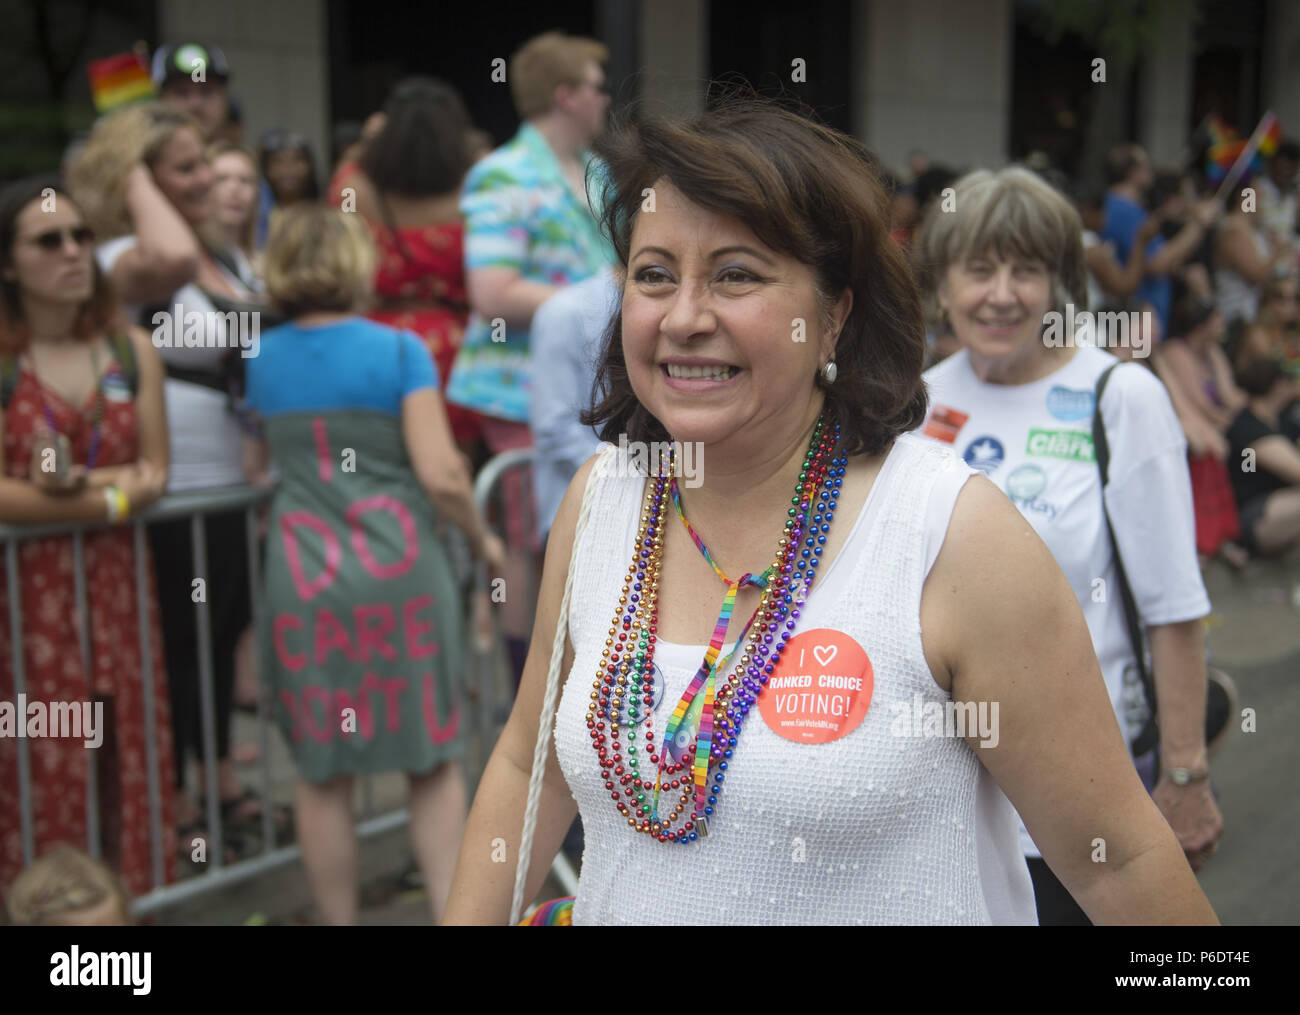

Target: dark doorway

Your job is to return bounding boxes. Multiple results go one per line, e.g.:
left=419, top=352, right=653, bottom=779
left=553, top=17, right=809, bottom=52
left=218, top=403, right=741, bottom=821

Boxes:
left=707, top=0, right=853, bottom=134
left=1010, top=5, right=1137, bottom=180
left=327, top=0, right=608, bottom=147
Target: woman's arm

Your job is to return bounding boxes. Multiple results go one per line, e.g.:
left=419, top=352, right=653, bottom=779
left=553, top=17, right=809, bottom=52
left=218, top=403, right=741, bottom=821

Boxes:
left=466, top=267, right=560, bottom=331
left=443, top=453, right=603, bottom=924
left=1208, top=345, right=1248, bottom=415
left=1088, top=216, right=1160, bottom=298
left=1149, top=352, right=1228, bottom=460
left=109, top=164, right=200, bottom=307
left=401, top=386, right=499, bottom=561
left=921, top=478, right=1217, bottom=924
left=1155, top=343, right=1233, bottom=431
left=1253, top=433, right=1300, bottom=485
left=1215, top=218, right=1283, bottom=288
left=1, top=329, right=169, bottom=524
left=1146, top=619, right=1221, bottom=871
left=242, top=436, right=272, bottom=486
left=127, top=325, right=169, bottom=476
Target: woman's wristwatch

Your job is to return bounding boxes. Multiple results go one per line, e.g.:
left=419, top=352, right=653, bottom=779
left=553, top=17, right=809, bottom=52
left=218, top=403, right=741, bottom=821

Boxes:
left=1164, top=766, right=1210, bottom=787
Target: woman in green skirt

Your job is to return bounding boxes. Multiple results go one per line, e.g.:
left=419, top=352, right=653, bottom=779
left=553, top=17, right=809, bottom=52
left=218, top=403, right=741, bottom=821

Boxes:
left=244, top=204, right=504, bottom=923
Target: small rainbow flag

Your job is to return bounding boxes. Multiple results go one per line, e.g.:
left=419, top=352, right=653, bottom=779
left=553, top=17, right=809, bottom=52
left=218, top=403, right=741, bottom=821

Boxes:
left=1206, top=112, right=1281, bottom=185
left=87, top=51, right=155, bottom=113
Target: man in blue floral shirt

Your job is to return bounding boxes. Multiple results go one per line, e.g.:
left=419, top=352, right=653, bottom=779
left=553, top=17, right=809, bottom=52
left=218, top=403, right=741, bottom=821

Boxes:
left=446, top=31, right=615, bottom=429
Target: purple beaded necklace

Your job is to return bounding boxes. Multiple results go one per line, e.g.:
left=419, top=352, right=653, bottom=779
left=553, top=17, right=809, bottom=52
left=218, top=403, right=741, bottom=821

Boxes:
left=588, top=410, right=849, bottom=844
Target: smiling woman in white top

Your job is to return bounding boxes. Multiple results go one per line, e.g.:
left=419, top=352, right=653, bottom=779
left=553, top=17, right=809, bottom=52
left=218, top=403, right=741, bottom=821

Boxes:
left=443, top=102, right=1219, bottom=926
left=912, top=166, right=1222, bottom=925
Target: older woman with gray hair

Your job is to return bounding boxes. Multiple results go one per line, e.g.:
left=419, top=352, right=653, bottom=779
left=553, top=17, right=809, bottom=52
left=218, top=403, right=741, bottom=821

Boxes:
left=913, top=166, right=1222, bottom=924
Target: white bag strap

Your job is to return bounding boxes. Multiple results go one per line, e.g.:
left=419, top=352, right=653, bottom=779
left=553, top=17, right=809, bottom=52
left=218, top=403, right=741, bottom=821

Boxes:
left=509, top=443, right=614, bottom=925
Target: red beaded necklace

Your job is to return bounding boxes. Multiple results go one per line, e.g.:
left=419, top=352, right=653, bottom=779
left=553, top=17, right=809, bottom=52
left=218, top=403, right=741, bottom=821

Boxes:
left=587, top=411, right=846, bottom=844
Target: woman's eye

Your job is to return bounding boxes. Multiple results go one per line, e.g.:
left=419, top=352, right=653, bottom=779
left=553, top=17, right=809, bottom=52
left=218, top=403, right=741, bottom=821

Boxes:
left=635, top=267, right=671, bottom=285
left=718, top=268, right=757, bottom=284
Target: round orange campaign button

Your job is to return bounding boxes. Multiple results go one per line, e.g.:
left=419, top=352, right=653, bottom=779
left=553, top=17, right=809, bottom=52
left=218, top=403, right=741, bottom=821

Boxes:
left=758, top=629, right=874, bottom=744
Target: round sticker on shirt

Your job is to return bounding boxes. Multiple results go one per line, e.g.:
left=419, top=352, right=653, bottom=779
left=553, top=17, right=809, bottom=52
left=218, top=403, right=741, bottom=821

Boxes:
left=1005, top=463, right=1047, bottom=500
left=961, top=435, right=1004, bottom=474
left=100, top=370, right=132, bottom=403
left=618, top=663, right=665, bottom=726
left=1046, top=385, right=1094, bottom=422
left=758, top=629, right=874, bottom=744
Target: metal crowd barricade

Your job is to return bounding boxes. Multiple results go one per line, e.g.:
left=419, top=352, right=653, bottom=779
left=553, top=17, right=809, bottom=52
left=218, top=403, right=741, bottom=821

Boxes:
left=1, top=484, right=406, bottom=917
left=469, top=450, right=579, bottom=898
left=3, top=458, right=578, bottom=917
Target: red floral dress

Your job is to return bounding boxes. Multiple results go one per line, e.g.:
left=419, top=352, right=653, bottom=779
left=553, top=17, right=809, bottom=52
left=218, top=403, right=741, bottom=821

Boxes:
left=0, top=353, right=176, bottom=899
left=366, top=219, right=481, bottom=445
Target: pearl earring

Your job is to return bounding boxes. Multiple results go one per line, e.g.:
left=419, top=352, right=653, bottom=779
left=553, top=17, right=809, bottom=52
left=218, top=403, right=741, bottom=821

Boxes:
left=820, top=360, right=838, bottom=384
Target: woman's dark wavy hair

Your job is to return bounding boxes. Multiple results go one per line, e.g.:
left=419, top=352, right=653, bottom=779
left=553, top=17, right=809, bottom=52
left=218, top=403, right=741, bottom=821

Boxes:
left=0, top=174, right=120, bottom=354
left=361, top=77, right=472, bottom=197
left=581, top=96, right=927, bottom=457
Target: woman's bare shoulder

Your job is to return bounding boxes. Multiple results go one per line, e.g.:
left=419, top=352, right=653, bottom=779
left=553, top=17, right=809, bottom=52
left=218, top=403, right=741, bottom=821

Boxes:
left=921, top=473, right=1067, bottom=680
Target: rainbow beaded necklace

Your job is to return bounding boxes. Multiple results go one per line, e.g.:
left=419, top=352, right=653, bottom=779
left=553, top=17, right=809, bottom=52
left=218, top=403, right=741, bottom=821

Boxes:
left=587, top=410, right=847, bottom=844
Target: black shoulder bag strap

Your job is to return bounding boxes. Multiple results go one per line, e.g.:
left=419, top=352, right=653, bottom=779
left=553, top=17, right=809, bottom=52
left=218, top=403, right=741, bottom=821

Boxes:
left=1092, top=362, right=1160, bottom=754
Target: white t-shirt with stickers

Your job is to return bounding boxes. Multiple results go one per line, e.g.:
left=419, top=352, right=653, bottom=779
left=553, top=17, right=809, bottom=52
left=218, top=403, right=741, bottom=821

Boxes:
left=919, top=345, right=1211, bottom=858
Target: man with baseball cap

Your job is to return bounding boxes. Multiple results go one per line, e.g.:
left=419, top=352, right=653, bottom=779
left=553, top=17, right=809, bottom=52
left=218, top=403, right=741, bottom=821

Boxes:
left=152, top=42, right=232, bottom=140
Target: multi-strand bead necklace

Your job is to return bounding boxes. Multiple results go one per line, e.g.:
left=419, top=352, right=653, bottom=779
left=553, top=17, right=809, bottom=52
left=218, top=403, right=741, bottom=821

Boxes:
left=586, top=410, right=848, bottom=844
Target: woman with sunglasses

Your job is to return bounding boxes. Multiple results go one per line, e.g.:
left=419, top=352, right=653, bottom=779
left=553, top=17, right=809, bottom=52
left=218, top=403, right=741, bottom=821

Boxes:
left=256, top=128, right=320, bottom=250
left=0, top=175, right=172, bottom=898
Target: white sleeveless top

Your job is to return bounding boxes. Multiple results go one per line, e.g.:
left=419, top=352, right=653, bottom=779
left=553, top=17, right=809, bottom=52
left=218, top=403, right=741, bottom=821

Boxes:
left=553, top=433, right=1038, bottom=924
left=1215, top=223, right=1270, bottom=324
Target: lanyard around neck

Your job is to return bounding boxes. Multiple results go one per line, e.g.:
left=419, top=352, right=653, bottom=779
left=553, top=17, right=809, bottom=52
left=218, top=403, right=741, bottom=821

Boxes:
left=653, top=479, right=774, bottom=821
left=30, top=342, right=106, bottom=470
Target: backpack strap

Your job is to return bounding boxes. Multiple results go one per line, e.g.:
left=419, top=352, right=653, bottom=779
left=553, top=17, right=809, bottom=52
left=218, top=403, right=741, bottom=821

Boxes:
left=109, top=332, right=139, bottom=398
left=1092, top=362, right=1159, bottom=733
left=0, top=353, right=20, bottom=412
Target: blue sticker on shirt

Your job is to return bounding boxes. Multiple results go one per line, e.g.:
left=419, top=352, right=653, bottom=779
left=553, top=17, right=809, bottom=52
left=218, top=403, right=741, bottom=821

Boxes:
left=100, top=370, right=132, bottom=404
left=962, top=435, right=1005, bottom=474
left=1046, top=385, right=1094, bottom=422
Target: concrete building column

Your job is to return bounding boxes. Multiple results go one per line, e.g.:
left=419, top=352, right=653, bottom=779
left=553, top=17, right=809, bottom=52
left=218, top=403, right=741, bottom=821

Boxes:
left=852, top=0, right=1012, bottom=173
left=637, top=0, right=707, bottom=117
left=157, top=0, right=330, bottom=170
left=1264, top=0, right=1300, bottom=137
left=1138, top=0, right=1194, bottom=166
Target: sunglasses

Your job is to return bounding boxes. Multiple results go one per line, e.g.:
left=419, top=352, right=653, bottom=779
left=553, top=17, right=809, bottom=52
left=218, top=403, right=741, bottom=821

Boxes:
left=261, top=129, right=309, bottom=153
left=24, top=226, right=95, bottom=252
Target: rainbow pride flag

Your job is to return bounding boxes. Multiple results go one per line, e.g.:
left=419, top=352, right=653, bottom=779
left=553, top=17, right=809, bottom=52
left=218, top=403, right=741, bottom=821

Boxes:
left=87, top=52, right=155, bottom=113
left=1206, top=112, right=1281, bottom=184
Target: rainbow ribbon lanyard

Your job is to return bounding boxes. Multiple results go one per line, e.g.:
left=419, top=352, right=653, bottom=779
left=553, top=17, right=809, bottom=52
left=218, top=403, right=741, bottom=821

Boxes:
left=652, top=476, right=774, bottom=825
